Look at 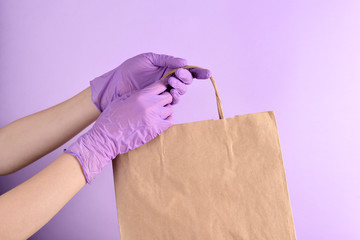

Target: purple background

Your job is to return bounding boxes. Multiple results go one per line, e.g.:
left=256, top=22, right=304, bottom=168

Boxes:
left=1, top=0, right=359, bottom=239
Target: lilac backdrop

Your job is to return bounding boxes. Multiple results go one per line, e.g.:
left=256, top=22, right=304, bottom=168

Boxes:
left=1, top=0, right=359, bottom=239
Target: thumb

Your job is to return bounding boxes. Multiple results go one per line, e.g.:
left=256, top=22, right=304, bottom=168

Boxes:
left=145, top=52, right=187, bottom=68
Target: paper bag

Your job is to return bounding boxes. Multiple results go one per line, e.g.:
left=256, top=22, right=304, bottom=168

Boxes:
left=112, top=67, right=296, bottom=240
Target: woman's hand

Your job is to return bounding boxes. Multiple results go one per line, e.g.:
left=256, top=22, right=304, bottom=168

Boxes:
left=65, top=78, right=174, bottom=183
left=91, top=52, right=211, bottom=111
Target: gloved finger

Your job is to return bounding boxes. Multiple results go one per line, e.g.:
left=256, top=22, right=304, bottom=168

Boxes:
left=170, top=88, right=180, bottom=105
left=157, top=91, right=173, bottom=106
left=159, top=116, right=173, bottom=131
left=165, top=115, right=173, bottom=124
left=188, top=68, right=212, bottom=79
left=144, top=52, right=187, bottom=68
left=175, top=68, right=193, bottom=84
left=168, top=76, right=187, bottom=95
left=160, top=105, right=174, bottom=119
left=143, top=78, right=168, bottom=95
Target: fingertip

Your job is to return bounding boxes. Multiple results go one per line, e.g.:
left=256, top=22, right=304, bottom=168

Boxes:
left=159, top=115, right=173, bottom=131
left=168, top=76, right=177, bottom=88
left=205, top=69, right=212, bottom=78
left=165, top=115, right=174, bottom=125
left=189, top=68, right=212, bottom=79
left=170, top=88, right=180, bottom=97
left=170, top=89, right=180, bottom=105
left=167, top=104, right=174, bottom=115
left=175, top=68, right=193, bottom=84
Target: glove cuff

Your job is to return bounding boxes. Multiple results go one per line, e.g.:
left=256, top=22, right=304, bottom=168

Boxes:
left=63, top=149, right=91, bottom=184
left=64, top=131, right=111, bottom=183
left=90, top=79, right=102, bottom=113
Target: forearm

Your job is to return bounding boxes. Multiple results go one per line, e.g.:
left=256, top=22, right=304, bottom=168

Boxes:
left=0, top=153, right=86, bottom=239
left=0, top=87, right=100, bottom=174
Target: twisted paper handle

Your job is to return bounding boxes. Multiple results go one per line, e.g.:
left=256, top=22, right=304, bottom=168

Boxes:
left=160, top=65, right=224, bottom=120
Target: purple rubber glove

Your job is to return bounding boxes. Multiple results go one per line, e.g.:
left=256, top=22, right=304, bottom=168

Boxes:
left=64, top=78, right=173, bottom=183
left=90, top=52, right=212, bottom=111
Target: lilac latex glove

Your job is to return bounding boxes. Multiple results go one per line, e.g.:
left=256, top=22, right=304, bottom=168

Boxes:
left=90, top=52, right=212, bottom=111
left=64, top=78, right=173, bottom=183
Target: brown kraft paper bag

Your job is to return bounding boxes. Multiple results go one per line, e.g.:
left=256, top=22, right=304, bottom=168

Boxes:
left=112, top=66, right=296, bottom=240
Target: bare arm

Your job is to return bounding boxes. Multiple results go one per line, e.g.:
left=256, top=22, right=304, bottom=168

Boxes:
left=0, top=87, right=100, bottom=175
left=0, top=153, right=86, bottom=239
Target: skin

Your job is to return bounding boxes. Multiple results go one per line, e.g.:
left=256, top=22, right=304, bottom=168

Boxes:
left=0, top=153, right=86, bottom=239
left=0, top=87, right=100, bottom=175
left=0, top=88, right=98, bottom=239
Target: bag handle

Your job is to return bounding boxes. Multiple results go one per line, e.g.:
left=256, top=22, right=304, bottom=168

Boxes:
left=160, top=65, right=224, bottom=120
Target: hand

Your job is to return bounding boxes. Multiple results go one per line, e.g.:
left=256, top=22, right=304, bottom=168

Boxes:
left=64, top=78, right=173, bottom=183
left=90, top=52, right=212, bottom=112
